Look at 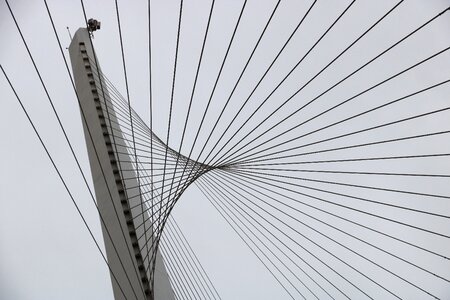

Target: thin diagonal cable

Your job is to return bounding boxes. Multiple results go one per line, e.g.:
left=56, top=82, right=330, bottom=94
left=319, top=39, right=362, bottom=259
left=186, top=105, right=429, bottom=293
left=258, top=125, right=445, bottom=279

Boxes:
left=163, top=224, right=215, bottom=300
left=174, top=0, right=248, bottom=194
left=211, top=5, right=449, bottom=167
left=222, top=48, right=450, bottom=167
left=162, top=226, right=209, bottom=299
left=114, top=0, right=149, bottom=282
left=229, top=111, right=450, bottom=169
left=159, top=242, right=196, bottom=300
left=202, top=173, right=403, bottom=299
left=150, top=1, right=185, bottom=281
left=192, top=0, right=283, bottom=164
left=169, top=217, right=222, bottom=300
left=238, top=153, right=450, bottom=168
left=199, top=178, right=313, bottom=299
left=160, top=249, right=189, bottom=300
left=221, top=166, right=450, bottom=220
left=197, top=177, right=329, bottom=299
left=214, top=169, right=450, bottom=284
left=235, top=167, right=450, bottom=178
left=159, top=244, right=190, bottom=300
left=196, top=180, right=300, bottom=300
left=157, top=0, right=183, bottom=249
left=200, top=0, right=403, bottom=166
left=147, top=0, right=155, bottom=278
left=161, top=229, right=201, bottom=300
left=206, top=0, right=358, bottom=167
left=229, top=78, right=450, bottom=166
left=220, top=168, right=450, bottom=260
left=227, top=168, right=450, bottom=239
left=167, top=0, right=216, bottom=214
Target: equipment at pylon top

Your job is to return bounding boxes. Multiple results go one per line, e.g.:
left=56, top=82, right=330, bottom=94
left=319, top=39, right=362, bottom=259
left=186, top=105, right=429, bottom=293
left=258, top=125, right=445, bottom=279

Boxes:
left=87, top=18, right=101, bottom=33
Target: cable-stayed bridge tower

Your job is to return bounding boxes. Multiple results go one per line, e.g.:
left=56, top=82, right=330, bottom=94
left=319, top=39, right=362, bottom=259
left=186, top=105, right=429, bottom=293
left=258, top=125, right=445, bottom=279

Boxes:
left=68, top=26, right=204, bottom=300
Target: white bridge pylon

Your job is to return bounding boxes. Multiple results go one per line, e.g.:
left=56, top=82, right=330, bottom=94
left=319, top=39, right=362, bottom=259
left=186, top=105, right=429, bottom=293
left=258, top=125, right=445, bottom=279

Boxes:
left=69, top=27, right=210, bottom=300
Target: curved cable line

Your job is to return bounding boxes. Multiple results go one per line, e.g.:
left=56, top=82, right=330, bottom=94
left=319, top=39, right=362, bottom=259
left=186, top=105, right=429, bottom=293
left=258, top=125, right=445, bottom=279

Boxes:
left=147, top=0, right=247, bottom=280
left=129, top=179, right=198, bottom=222
left=119, top=152, right=180, bottom=242
left=145, top=168, right=210, bottom=274
left=86, top=63, right=156, bottom=133
left=102, top=47, right=450, bottom=298
left=89, top=47, right=450, bottom=260
left=211, top=5, right=449, bottom=168
left=83, top=0, right=159, bottom=295
left=85, top=62, right=209, bottom=169
left=123, top=145, right=211, bottom=282
left=44, top=5, right=158, bottom=298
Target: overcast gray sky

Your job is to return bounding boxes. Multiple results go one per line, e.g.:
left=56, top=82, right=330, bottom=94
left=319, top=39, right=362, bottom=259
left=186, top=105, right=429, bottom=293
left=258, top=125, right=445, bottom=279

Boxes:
left=1, top=0, right=450, bottom=299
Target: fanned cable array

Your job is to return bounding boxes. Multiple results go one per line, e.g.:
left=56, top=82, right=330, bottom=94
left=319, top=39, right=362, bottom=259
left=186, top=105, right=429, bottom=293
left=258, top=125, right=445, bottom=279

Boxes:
left=86, top=57, right=214, bottom=291
left=2, top=0, right=450, bottom=299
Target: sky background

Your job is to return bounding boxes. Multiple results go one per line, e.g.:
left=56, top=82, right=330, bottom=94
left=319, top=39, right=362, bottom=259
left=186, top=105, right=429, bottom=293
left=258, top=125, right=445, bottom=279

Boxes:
left=1, top=0, right=450, bottom=299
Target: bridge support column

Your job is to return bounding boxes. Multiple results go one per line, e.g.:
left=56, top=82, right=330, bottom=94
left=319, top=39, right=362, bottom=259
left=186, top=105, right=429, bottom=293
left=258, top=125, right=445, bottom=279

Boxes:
left=69, top=27, right=175, bottom=300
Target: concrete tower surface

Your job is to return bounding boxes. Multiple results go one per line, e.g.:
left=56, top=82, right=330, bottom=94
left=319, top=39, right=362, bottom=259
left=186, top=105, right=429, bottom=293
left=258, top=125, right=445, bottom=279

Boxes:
left=68, top=27, right=175, bottom=300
